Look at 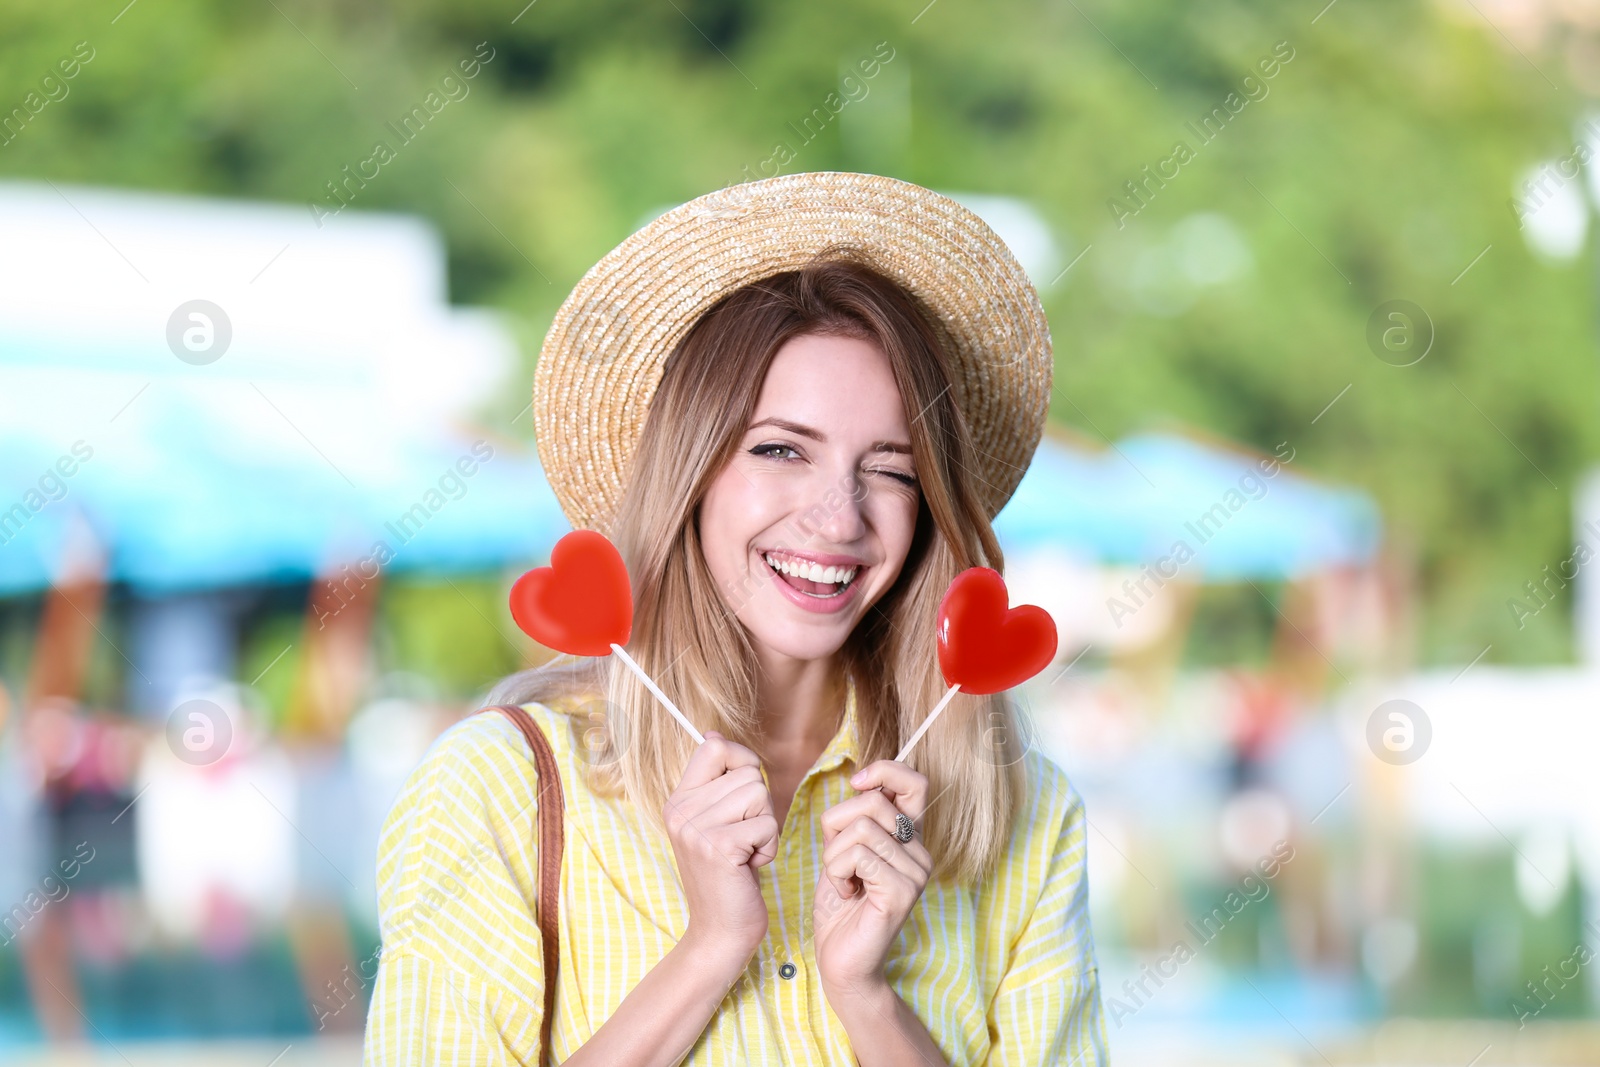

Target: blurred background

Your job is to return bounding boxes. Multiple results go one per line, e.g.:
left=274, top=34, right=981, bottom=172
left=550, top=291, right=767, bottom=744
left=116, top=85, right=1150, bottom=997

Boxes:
left=2, top=0, right=1599, bottom=1063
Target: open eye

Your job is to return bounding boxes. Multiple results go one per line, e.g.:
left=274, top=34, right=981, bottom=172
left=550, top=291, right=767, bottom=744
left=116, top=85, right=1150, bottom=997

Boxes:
left=750, top=443, right=801, bottom=461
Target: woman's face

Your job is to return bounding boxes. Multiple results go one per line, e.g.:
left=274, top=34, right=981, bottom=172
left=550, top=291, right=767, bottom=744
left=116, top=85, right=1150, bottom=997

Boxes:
left=698, top=332, right=921, bottom=666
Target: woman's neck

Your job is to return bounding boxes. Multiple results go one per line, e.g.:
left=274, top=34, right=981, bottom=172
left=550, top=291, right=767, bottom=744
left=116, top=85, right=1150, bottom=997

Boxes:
left=752, top=650, right=847, bottom=830
left=752, top=649, right=845, bottom=750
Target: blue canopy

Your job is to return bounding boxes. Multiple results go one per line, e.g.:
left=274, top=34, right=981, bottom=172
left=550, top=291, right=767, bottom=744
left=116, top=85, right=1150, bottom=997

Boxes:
left=994, top=431, right=1381, bottom=580
left=0, top=182, right=1379, bottom=596
left=0, top=395, right=570, bottom=596
left=0, top=179, right=574, bottom=595
left=1, top=420, right=1380, bottom=595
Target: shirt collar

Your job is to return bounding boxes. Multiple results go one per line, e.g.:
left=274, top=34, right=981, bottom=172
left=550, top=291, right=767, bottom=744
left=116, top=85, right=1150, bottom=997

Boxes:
left=810, top=676, right=860, bottom=776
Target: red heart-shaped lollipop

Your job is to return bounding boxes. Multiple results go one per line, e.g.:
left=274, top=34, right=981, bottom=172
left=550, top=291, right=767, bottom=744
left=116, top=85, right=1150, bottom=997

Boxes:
left=936, top=567, right=1057, bottom=695
left=509, top=530, right=633, bottom=657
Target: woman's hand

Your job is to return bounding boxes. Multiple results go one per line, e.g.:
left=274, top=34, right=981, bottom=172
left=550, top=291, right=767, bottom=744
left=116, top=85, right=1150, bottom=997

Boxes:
left=663, top=730, right=778, bottom=966
left=812, top=760, right=933, bottom=995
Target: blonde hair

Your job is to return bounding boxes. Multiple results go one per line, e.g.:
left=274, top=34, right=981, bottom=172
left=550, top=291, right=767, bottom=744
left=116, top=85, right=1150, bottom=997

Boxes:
left=490, top=253, right=1031, bottom=885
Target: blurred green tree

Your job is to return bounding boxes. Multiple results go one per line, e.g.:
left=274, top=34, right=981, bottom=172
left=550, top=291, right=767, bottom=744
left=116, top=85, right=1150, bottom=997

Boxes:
left=2, top=0, right=1593, bottom=668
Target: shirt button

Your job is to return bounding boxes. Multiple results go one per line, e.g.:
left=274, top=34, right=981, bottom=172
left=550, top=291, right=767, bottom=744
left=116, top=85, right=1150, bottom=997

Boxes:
left=779, top=962, right=797, bottom=980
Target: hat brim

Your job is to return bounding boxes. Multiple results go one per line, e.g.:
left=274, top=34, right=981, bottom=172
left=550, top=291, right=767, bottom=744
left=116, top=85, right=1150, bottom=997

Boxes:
left=533, top=171, right=1053, bottom=535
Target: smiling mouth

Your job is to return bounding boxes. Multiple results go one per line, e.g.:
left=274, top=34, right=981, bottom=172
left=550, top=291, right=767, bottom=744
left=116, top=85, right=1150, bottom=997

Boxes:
left=762, top=551, right=861, bottom=598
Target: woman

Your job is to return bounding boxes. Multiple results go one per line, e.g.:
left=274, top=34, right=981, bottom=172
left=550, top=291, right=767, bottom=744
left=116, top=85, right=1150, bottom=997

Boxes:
left=363, top=172, right=1108, bottom=1066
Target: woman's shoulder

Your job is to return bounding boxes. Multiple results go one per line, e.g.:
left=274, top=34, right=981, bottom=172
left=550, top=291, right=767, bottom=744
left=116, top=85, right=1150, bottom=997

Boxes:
left=961, top=747, right=1094, bottom=977
left=375, top=702, right=578, bottom=931
left=375, top=705, right=570, bottom=957
left=1017, top=745, right=1087, bottom=839
left=981, top=746, right=1089, bottom=896
left=421, top=703, right=545, bottom=775
left=433, top=698, right=580, bottom=765
left=381, top=702, right=575, bottom=842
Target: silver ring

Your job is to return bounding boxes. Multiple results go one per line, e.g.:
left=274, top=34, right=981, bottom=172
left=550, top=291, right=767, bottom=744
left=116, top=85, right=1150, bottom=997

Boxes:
left=893, top=811, right=916, bottom=843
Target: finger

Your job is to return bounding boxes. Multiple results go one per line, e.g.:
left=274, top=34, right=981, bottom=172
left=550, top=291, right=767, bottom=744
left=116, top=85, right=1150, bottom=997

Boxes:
left=677, top=730, right=763, bottom=791
left=849, top=760, right=929, bottom=820
left=694, top=796, right=778, bottom=869
left=819, top=820, right=885, bottom=900
left=821, top=842, right=876, bottom=900
left=823, top=842, right=921, bottom=901
left=705, top=778, right=775, bottom=826
left=904, top=838, right=934, bottom=878
left=668, top=762, right=764, bottom=824
left=820, top=789, right=903, bottom=844
left=696, top=763, right=767, bottom=810
left=676, top=778, right=773, bottom=857
left=825, top=817, right=927, bottom=887
left=730, top=813, right=780, bottom=867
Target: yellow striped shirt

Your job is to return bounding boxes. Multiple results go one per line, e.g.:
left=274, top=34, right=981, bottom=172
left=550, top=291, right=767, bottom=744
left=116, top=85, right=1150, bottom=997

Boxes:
left=362, top=685, right=1109, bottom=1065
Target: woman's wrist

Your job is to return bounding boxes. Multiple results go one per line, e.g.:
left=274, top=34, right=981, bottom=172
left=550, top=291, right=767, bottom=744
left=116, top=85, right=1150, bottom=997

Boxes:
left=678, top=924, right=761, bottom=986
left=825, top=966, right=889, bottom=1004
left=563, top=929, right=758, bottom=1067
left=824, top=978, right=951, bottom=1067
left=821, top=971, right=893, bottom=1024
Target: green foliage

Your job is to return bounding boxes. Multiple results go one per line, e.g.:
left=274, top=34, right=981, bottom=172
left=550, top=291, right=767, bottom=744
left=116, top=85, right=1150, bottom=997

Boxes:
left=1182, top=584, right=1278, bottom=669
left=237, top=612, right=303, bottom=731
left=1408, top=842, right=1588, bottom=1017
left=2, top=0, right=1593, bottom=667
left=376, top=577, right=523, bottom=699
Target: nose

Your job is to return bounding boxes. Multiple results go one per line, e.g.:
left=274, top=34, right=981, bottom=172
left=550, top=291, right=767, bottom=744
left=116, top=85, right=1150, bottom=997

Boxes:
left=802, top=469, right=867, bottom=545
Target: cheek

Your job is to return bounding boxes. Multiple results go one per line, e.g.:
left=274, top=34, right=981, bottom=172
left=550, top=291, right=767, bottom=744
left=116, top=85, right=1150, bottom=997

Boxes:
left=697, top=482, right=737, bottom=573
left=868, top=492, right=920, bottom=564
left=699, top=466, right=779, bottom=567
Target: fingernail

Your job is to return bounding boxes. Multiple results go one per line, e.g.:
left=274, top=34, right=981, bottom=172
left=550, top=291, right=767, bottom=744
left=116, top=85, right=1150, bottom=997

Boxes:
left=850, top=771, right=866, bottom=786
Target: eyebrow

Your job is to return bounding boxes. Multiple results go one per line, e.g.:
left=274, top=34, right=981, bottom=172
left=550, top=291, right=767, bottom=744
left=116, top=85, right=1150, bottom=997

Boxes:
left=747, top=416, right=913, bottom=456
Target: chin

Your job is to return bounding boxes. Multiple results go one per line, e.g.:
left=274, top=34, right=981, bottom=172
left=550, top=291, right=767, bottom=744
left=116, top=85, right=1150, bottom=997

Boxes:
left=744, top=623, right=851, bottom=664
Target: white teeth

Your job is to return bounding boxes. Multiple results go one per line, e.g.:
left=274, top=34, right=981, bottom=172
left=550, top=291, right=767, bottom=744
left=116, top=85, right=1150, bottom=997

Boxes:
left=762, top=553, right=859, bottom=589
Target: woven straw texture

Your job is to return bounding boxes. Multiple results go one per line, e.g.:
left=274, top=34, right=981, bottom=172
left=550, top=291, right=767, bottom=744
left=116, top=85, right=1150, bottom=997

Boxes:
left=532, top=171, right=1053, bottom=535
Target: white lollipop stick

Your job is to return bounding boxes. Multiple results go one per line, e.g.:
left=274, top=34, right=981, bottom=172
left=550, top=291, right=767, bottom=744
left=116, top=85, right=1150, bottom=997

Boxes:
left=610, top=642, right=705, bottom=744
left=895, top=682, right=961, bottom=762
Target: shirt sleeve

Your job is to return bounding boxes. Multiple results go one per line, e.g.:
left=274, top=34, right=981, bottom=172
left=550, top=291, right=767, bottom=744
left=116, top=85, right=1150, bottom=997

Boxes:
left=984, top=756, right=1111, bottom=1067
left=362, top=712, right=552, bottom=1067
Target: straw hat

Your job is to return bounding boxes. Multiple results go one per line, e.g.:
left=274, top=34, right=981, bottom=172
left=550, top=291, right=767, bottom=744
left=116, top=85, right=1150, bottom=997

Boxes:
left=532, top=171, right=1053, bottom=535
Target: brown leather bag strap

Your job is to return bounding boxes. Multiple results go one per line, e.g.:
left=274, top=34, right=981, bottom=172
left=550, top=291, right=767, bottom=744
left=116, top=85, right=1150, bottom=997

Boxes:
left=485, top=704, right=564, bottom=1067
